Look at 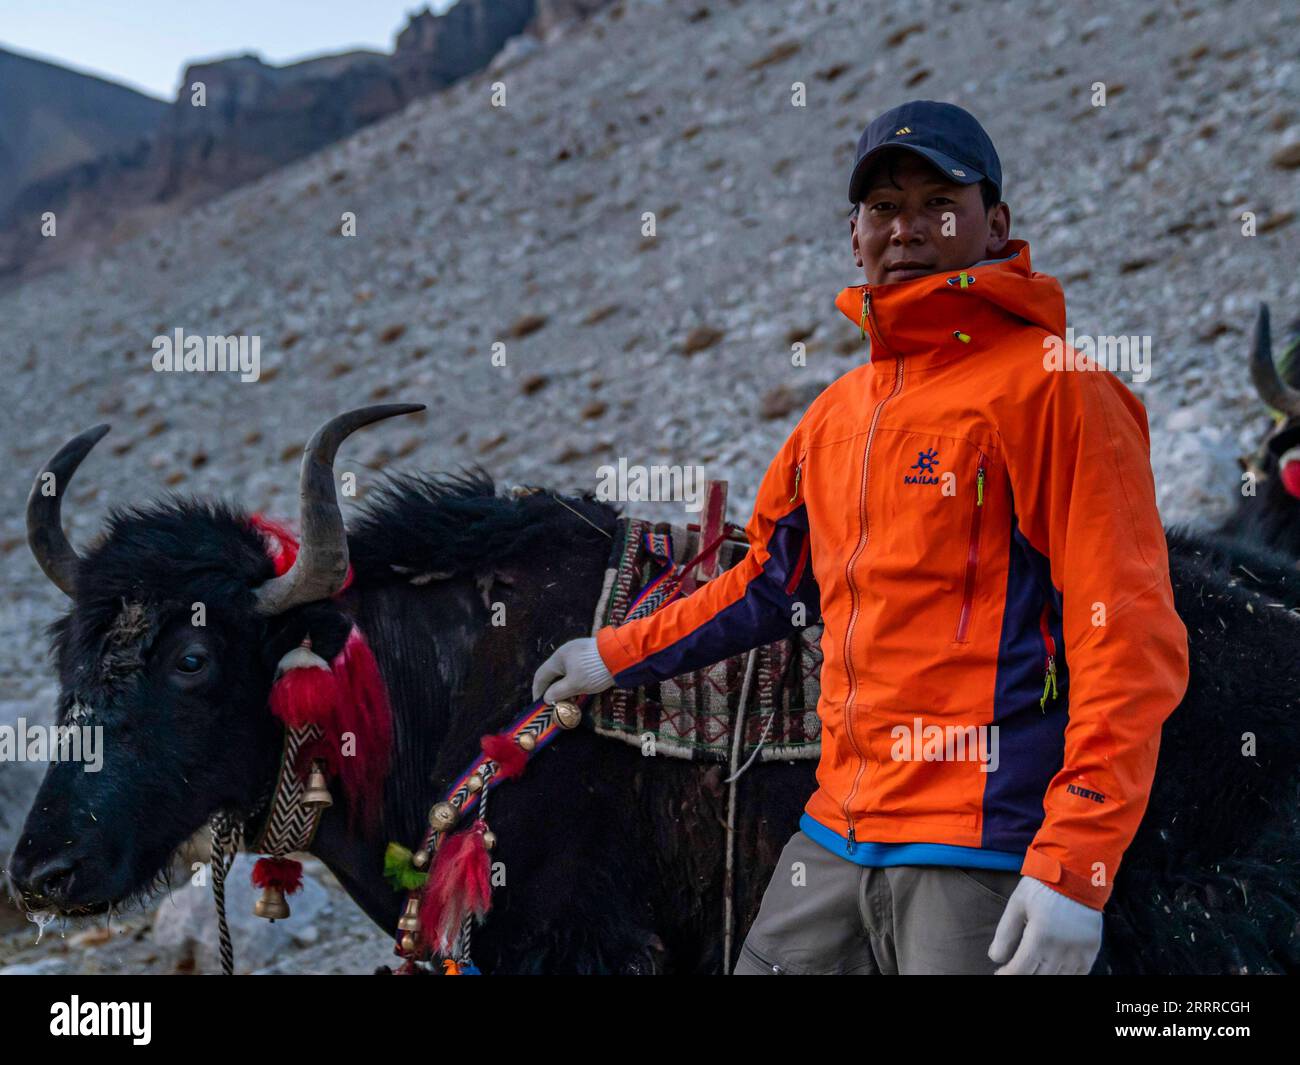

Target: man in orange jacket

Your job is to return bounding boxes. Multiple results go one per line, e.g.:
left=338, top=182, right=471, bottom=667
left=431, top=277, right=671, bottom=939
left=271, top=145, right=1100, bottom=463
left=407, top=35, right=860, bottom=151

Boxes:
left=533, top=101, right=1190, bottom=975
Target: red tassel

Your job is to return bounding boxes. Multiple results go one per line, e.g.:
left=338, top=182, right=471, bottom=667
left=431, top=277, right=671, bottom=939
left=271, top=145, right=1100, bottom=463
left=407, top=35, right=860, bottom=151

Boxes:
left=481, top=732, right=529, bottom=781
left=251, top=857, right=304, bottom=895
left=268, top=658, right=340, bottom=730
left=330, top=626, right=393, bottom=833
left=419, top=822, right=491, bottom=953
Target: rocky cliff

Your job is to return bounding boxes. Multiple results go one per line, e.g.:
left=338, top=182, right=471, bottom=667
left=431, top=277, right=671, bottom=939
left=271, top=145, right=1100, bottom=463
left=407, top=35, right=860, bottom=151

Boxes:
left=0, top=46, right=167, bottom=219
left=0, top=0, right=606, bottom=280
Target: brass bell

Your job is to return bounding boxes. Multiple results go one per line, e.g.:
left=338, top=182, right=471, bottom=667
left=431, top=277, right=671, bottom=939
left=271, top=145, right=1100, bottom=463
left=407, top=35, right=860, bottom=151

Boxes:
left=467, top=772, right=484, bottom=793
left=302, top=761, right=332, bottom=809
left=482, top=830, right=497, bottom=851
left=552, top=700, right=582, bottom=730
left=413, top=848, right=430, bottom=869
left=253, top=885, right=290, bottom=921
left=398, top=896, right=421, bottom=933
left=429, top=801, right=458, bottom=832
left=401, top=932, right=419, bottom=955
left=517, top=732, right=537, bottom=752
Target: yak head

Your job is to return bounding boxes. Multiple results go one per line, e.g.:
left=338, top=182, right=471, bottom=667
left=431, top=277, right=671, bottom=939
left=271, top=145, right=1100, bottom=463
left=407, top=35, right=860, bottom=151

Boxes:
left=7, top=404, right=421, bottom=917
left=1242, top=304, right=1300, bottom=502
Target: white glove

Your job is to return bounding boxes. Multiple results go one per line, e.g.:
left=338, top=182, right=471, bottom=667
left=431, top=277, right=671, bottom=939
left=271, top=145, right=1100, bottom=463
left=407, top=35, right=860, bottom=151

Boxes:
left=532, top=638, right=615, bottom=703
left=988, top=876, right=1103, bottom=975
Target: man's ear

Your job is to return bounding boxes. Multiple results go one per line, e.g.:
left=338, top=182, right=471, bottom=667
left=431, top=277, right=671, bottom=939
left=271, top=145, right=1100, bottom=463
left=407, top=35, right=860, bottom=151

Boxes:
left=850, top=211, right=864, bottom=269
left=984, top=202, right=1011, bottom=257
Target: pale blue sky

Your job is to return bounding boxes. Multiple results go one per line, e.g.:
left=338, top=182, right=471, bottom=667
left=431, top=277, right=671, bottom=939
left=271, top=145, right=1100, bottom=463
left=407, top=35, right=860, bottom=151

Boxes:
left=0, top=0, right=455, bottom=99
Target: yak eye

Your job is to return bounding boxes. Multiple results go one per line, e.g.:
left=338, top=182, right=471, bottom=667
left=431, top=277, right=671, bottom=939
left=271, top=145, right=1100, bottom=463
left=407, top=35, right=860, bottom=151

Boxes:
left=176, top=652, right=207, bottom=675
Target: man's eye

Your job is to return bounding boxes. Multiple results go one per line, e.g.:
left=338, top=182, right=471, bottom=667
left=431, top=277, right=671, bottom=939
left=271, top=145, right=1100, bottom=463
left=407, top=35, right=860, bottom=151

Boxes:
left=868, top=201, right=894, bottom=212
left=177, top=653, right=207, bottom=674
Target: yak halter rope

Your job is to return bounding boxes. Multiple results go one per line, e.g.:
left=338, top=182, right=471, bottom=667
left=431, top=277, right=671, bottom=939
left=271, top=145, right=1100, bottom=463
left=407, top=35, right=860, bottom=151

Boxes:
left=210, top=811, right=244, bottom=977
left=206, top=711, right=332, bottom=975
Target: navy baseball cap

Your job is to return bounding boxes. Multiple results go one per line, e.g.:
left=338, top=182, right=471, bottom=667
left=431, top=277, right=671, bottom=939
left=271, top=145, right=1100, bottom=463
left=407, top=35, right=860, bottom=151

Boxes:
left=848, top=100, right=1002, bottom=205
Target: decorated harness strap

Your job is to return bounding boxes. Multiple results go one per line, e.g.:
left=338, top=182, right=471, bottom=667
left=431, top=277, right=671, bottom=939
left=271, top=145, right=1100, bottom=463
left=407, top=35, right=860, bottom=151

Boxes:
left=625, top=524, right=736, bottom=621
left=385, top=695, right=589, bottom=975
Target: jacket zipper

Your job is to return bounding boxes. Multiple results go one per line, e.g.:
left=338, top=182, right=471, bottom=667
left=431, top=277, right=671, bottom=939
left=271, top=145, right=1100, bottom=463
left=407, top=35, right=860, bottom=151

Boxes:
left=784, top=456, right=809, bottom=594
left=840, top=290, right=902, bottom=851
left=1039, top=603, right=1059, bottom=710
left=953, top=453, right=986, bottom=643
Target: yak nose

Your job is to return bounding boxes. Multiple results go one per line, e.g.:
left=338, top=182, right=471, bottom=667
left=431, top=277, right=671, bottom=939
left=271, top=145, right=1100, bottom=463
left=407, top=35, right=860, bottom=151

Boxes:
left=8, top=849, right=79, bottom=905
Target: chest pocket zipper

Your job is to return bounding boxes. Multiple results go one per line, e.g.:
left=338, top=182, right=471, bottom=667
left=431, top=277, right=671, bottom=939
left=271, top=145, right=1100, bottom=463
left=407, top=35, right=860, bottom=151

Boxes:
left=954, top=453, right=986, bottom=644
left=1039, top=603, right=1059, bottom=710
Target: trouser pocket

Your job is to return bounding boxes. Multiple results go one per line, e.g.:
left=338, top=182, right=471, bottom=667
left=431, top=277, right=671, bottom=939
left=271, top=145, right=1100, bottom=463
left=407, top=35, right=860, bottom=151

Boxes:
left=954, top=866, right=1019, bottom=905
left=735, top=939, right=787, bottom=975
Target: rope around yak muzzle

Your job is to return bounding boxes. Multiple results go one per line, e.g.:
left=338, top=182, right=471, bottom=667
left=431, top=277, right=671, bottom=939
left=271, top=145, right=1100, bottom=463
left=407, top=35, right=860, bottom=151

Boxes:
left=209, top=811, right=244, bottom=977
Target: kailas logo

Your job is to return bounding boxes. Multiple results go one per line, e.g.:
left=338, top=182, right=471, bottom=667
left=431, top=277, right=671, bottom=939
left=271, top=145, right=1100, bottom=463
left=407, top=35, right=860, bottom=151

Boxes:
left=894, top=126, right=912, bottom=135
left=904, top=448, right=940, bottom=485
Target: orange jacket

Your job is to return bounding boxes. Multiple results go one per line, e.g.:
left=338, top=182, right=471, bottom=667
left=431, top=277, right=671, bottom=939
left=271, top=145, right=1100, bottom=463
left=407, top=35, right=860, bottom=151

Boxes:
left=596, top=240, right=1190, bottom=908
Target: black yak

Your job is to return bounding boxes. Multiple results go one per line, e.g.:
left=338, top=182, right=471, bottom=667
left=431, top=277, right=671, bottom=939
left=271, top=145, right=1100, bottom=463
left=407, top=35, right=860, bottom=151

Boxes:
left=8, top=402, right=1300, bottom=973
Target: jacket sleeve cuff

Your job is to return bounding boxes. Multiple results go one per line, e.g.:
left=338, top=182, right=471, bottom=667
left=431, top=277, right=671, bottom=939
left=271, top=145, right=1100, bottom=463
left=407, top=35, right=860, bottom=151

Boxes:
left=1020, top=847, right=1110, bottom=911
left=595, top=624, right=637, bottom=681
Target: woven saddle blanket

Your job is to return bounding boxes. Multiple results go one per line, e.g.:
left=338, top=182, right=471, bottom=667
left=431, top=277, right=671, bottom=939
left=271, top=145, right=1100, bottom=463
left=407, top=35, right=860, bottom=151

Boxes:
left=588, top=517, right=823, bottom=763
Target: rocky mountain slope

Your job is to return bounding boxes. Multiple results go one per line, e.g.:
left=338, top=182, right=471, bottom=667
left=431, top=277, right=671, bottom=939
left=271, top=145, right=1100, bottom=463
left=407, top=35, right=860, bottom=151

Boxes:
left=0, top=0, right=607, bottom=280
left=0, top=46, right=167, bottom=218
left=1, top=0, right=1296, bottom=973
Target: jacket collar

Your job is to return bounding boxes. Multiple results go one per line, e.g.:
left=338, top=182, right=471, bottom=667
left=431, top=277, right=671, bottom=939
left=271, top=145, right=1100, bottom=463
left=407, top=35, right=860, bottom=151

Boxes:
left=833, top=240, right=1066, bottom=369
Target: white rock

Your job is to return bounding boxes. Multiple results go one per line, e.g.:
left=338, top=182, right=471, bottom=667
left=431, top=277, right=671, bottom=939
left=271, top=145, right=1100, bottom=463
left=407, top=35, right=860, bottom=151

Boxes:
left=151, top=855, right=332, bottom=974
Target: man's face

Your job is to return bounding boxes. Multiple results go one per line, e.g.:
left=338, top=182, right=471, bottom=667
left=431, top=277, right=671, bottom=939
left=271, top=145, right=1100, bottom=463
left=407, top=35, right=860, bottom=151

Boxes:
left=850, top=150, right=1010, bottom=285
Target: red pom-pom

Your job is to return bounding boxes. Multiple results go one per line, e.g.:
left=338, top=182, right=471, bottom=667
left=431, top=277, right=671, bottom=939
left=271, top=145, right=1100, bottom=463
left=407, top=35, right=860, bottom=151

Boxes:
left=1280, top=452, right=1300, bottom=498
left=269, top=658, right=340, bottom=730
left=251, top=857, right=304, bottom=895
left=419, top=822, right=491, bottom=953
left=249, top=514, right=354, bottom=591
left=481, top=732, right=529, bottom=781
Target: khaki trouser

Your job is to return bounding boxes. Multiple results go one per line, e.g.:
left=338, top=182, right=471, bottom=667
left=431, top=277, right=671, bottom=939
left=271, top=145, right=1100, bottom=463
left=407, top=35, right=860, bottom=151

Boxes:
left=734, top=830, right=1020, bottom=975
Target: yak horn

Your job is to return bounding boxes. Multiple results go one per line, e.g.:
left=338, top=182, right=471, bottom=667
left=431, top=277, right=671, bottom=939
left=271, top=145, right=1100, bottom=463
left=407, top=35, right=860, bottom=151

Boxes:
left=26, top=424, right=111, bottom=598
left=252, top=403, right=425, bottom=616
left=1249, top=303, right=1300, bottom=417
